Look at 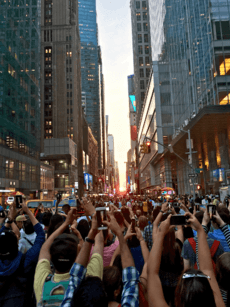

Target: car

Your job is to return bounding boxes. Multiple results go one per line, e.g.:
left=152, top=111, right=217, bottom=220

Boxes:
left=27, top=199, right=54, bottom=214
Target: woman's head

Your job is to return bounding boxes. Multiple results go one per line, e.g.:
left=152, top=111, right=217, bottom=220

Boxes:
left=160, top=228, right=183, bottom=274
left=138, top=215, right=148, bottom=231
left=103, top=266, right=122, bottom=303
left=216, top=252, right=230, bottom=291
left=175, top=268, right=216, bottom=307
left=47, top=214, right=64, bottom=238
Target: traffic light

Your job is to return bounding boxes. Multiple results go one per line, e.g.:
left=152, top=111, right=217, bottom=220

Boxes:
left=140, top=144, right=146, bottom=154
left=146, top=141, right=151, bottom=153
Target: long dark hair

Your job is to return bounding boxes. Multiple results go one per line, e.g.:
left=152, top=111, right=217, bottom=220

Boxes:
left=175, top=268, right=216, bottom=307
left=216, top=252, right=230, bottom=306
left=160, top=228, right=183, bottom=274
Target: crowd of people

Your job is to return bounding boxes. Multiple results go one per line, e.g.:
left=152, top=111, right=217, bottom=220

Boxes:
left=0, top=193, right=230, bottom=307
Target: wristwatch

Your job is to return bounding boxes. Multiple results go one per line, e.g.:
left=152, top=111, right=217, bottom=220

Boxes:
left=5, top=218, right=13, bottom=224
left=85, top=237, right=95, bottom=244
left=160, top=210, right=164, bottom=214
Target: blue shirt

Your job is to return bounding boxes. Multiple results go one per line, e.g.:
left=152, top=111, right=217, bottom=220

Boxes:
left=208, top=227, right=230, bottom=252
left=61, top=263, right=140, bottom=307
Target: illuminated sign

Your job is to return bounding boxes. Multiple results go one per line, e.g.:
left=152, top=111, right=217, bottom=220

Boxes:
left=129, top=95, right=136, bottom=112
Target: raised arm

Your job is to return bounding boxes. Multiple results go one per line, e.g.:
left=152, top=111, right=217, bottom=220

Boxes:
left=147, top=215, right=171, bottom=307
left=186, top=212, right=225, bottom=307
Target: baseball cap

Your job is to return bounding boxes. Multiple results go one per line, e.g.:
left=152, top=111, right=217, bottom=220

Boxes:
left=0, top=206, right=4, bottom=212
left=16, top=215, right=27, bottom=222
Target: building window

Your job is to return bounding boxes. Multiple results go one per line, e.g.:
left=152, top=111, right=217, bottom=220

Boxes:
left=145, top=45, right=149, bottom=54
left=140, top=68, right=144, bottom=78
left=138, top=45, right=143, bottom=55
left=138, top=34, right=142, bottom=43
left=137, top=23, right=141, bottom=32
left=142, top=1, right=147, bottom=9
left=143, top=12, right=147, bottom=20
left=141, top=92, right=145, bottom=102
left=145, top=56, right=150, bottom=65
left=144, top=34, right=148, bottom=43
left=143, top=23, right=148, bottom=32
left=136, top=13, right=141, bottom=21
left=146, top=68, right=150, bottom=78
left=140, top=80, right=145, bottom=90
left=139, top=57, right=143, bottom=66
left=136, top=1, right=140, bottom=9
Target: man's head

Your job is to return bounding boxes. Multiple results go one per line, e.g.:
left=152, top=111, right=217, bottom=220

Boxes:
left=62, top=204, right=71, bottom=215
left=15, top=215, right=27, bottom=229
left=70, top=276, right=108, bottom=307
left=42, top=212, right=52, bottom=227
left=23, top=218, right=35, bottom=235
left=136, top=209, right=142, bottom=217
left=50, top=234, right=78, bottom=273
left=0, top=230, right=18, bottom=261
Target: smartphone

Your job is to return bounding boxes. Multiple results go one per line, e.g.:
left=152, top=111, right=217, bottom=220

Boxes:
left=76, top=199, right=81, bottom=211
left=195, top=204, right=200, bottom=211
left=131, top=218, right=136, bottom=233
left=96, top=207, right=107, bottom=230
left=170, top=215, right=189, bottom=226
left=207, top=205, right=216, bottom=220
left=0, top=210, right=5, bottom=218
left=16, top=195, right=22, bottom=209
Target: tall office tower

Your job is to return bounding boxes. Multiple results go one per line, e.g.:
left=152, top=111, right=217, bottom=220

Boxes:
left=0, top=0, right=41, bottom=198
left=41, top=0, right=83, bottom=197
left=130, top=0, right=152, bottom=126
left=98, top=46, right=106, bottom=172
left=78, top=0, right=104, bottom=171
left=137, top=0, right=230, bottom=195
left=127, top=75, right=138, bottom=193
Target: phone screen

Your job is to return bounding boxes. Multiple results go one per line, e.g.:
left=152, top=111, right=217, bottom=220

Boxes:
left=131, top=218, right=136, bottom=233
left=207, top=205, right=216, bottom=219
left=170, top=215, right=188, bottom=226
left=16, top=195, right=22, bottom=209
left=96, top=208, right=107, bottom=230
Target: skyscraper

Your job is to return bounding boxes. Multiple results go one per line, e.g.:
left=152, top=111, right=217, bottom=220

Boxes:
left=41, top=0, right=83, bottom=196
left=130, top=0, right=152, bottom=126
left=137, top=0, right=230, bottom=195
left=0, top=0, right=41, bottom=197
left=78, top=0, right=105, bottom=171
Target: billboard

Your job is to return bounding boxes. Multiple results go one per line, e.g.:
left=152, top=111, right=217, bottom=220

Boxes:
left=129, top=95, right=136, bottom=112
left=84, top=173, right=93, bottom=190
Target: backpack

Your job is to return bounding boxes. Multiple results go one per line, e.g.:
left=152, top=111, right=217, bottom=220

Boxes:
left=188, top=238, right=220, bottom=272
left=38, top=274, right=69, bottom=307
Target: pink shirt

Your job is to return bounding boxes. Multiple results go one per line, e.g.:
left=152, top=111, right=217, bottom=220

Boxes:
left=90, top=240, right=119, bottom=267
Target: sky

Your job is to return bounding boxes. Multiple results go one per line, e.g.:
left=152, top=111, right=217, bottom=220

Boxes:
left=96, top=0, right=133, bottom=189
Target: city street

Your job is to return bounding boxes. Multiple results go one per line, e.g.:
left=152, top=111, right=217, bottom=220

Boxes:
left=0, top=0, right=230, bottom=306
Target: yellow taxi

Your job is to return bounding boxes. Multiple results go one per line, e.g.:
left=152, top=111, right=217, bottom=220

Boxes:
left=26, top=199, right=54, bottom=214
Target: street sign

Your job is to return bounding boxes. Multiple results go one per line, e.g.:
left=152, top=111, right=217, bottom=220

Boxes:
left=188, top=174, right=198, bottom=178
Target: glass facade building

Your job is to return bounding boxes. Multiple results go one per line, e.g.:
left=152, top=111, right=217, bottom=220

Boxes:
left=137, top=0, right=230, bottom=194
left=78, top=0, right=102, bottom=169
left=0, top=0, right=41, bottom=196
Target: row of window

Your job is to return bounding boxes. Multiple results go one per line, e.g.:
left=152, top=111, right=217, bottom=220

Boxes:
left=136, top=1, right=147, bottom=9
left=137, top=23, right=148, bottom=32
left=138, top=33, right=148, bottom=43
left=140, top=68, right=150, bottom=78
left=45, top=0, right=52, bottom=25
left=44, top=30, right=52, bottom=42
left=136, top=12, right=147, bottom=21
left=138, top=45, right=149, bottom=55
left=139, top=56, right=150, bottom=66
left=44, top=47, right=53, bottom=138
